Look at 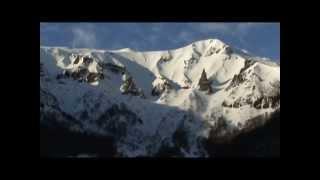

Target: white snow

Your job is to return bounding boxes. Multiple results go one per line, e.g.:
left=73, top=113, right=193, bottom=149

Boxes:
left=40, top=38, right=280, bottom=157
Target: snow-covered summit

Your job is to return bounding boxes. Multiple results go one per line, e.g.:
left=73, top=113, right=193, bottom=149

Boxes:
left=40, top=38, right=280, bottom=157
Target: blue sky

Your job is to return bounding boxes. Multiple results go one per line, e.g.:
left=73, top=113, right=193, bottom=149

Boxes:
left=40, top=23, right=280, bottom=61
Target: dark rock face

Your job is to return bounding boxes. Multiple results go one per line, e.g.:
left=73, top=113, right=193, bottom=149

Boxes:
left=204, top=110, right=280, bottom=157
left=253, top=97, right=263, bottom=109
left=198, top=69, right=212, bottom=92
left=120, top=74, right=143, bottom=97
left=63, top=70, right=71, bottom=78
left=96, top=103, right=143, bottom=140
left=87, top=73, right=102, bottom=83
left=253, top=94, right=280, bottom=109
left=54, top=55, right=105, bottom=83
left=233, top=99, right=241, bottom=108
left=224, top=46, right=233, bottom=55
left=69, top=68, right=87, bottom=81
left=78, top=68, right=89, bottom=78
left=73, top=56, right=80, bottom=64
left=222, top=92, right=280, bottom=110
left=226, top=59, right=256, bottom=91
left=159, top=54, right=172, bottom=63
left=205, top=46, right=221, bottom=56
left=151, top=87, right=162, bottom=96
left=222, top=101, right=232, bottom=108
left=151, top=79, right=172, bottom=96
left=83, top=56, right=93, bottom=66
left=240, top=59, right=256, bottom=74
left=225, top=73, right=246, bottom=91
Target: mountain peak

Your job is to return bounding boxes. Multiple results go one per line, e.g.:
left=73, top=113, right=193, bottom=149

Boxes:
left=190, top=38, right=226, bottom=48
left=40, top=38, right=280, bottom=157
left=193, top=38, right=224, bottom=44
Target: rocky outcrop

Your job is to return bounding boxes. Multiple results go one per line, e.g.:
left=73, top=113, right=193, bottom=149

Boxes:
left=205, top=46, right=218, bottom=56
left=73, top=55, right=80, bottom=64
left=253, top=94, right=280, bottom=109
left=240, top=59, right=256, bottom=73
left=151, top=76, right=172, bottom=96
left=159, top=53, right=172, bottom=63
left=87, top=72, right=104, bottom=83
left=225, top=59, right=256, bottom=91
left=226, top=73, right=246, bottom=91
left=120, top=72, right=144, bottom=97
left=183, top=52, right=201, bottom=71
left=83, top=56, right=94, bottom=66
left=198, top=69, right=212, bottom=94
left=55, top=55, right=105, bottom=83
left=224, top=46, right=233, bottom=55
left=222, top=92, right=280, bottom=109
left=223, top=58, right=279, bottom=110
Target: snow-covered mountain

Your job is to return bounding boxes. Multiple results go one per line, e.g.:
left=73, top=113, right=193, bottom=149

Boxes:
left=40, top=39, right=280, bottom=157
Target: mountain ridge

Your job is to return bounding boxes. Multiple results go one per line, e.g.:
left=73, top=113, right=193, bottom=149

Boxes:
left=40, top=38, right=280, bottom=157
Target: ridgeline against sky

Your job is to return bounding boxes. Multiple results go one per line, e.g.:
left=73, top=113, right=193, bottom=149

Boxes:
left=40, top=23, right=280, bottom=62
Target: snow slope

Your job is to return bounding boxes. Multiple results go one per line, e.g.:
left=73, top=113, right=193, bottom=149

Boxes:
left=40, top=38, right=280, bottom=157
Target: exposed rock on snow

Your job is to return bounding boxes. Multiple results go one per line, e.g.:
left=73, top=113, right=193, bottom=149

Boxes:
left=197, top=69, right=212, bottom=94
left=40, top=38, right=280, bottom=157
left=151, top=76, right=172, bottom=96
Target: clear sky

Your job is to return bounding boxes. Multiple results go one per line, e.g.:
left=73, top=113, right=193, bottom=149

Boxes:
left=40, top=23, right=280, bottom=62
